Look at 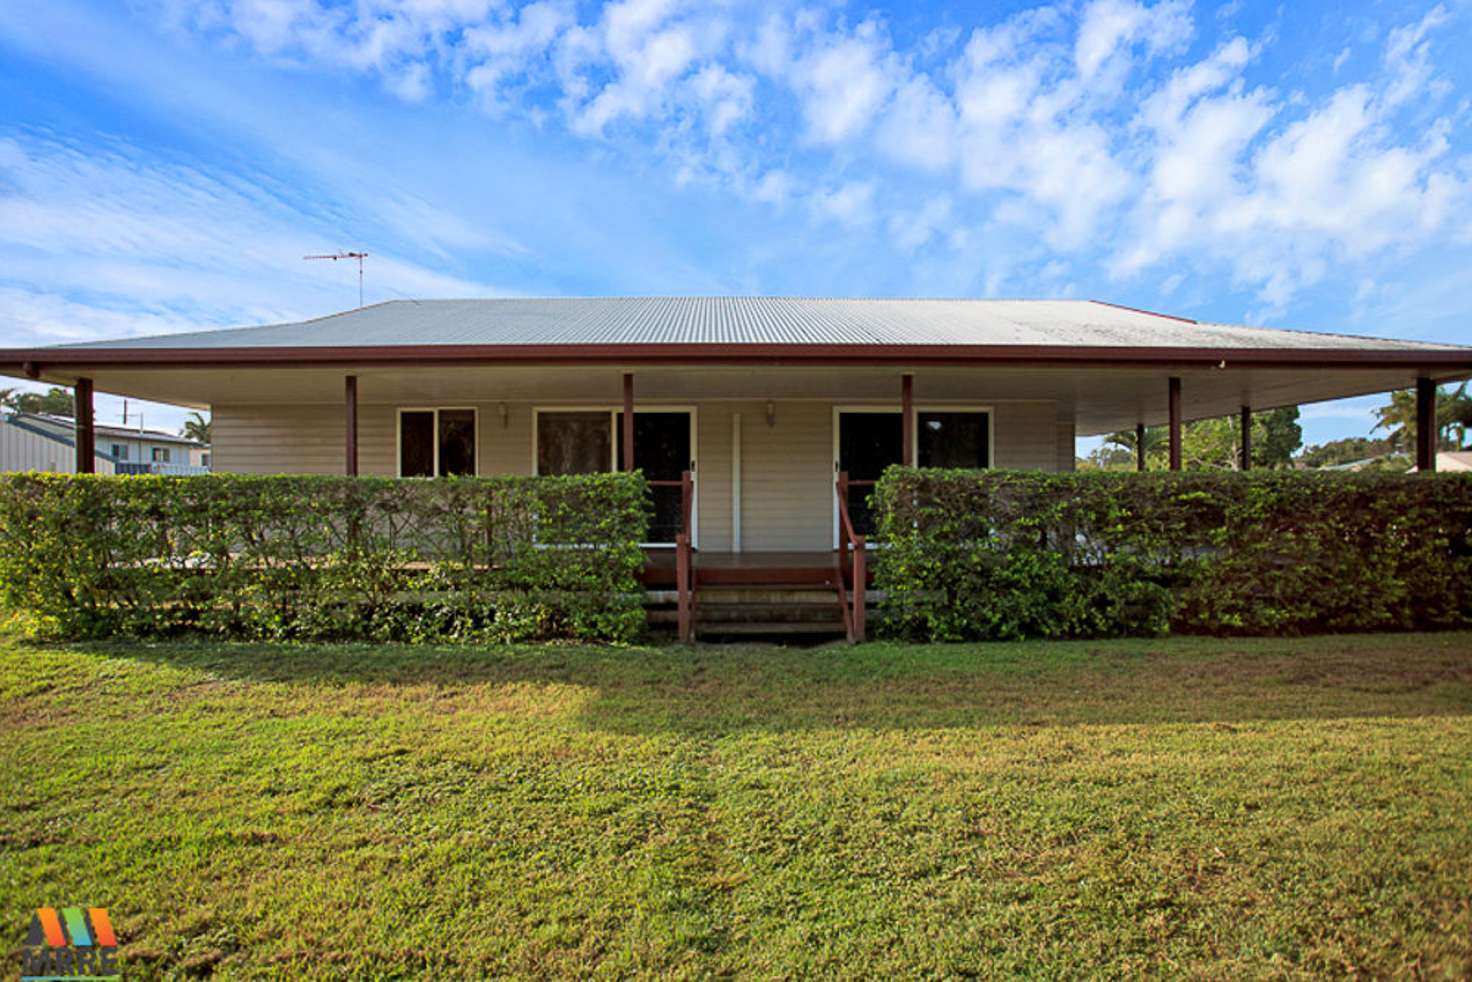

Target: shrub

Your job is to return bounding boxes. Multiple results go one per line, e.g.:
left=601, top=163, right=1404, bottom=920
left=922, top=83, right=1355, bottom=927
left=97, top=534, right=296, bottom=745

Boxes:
left=873, top=468, right=1472, bottom=641
left=0, top=473, right=649, bottom=643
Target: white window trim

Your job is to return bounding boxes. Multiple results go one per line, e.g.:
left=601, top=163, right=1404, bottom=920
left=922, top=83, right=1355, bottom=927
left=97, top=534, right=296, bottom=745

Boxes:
left=913, top=404, right=995, bottom=470
left=831, top=403, right=994, bottom=548
left=395, top=407, right=479, bottom=478
left=530, top=405, right=699, bottom=549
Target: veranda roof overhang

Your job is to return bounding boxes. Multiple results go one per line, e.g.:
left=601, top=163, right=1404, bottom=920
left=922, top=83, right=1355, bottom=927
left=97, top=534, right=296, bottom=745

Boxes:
left=3, top=298, right=1470, bottom=436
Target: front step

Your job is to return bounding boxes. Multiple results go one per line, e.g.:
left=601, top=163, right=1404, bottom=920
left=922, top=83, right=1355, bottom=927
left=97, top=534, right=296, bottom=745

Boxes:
left=696, top=602, right=843, bottom=624
left=694, top=621, right=848, bottom=636
left=695, top=583, right=846, bottom=639
left=645, top=580, right=852, bottom=640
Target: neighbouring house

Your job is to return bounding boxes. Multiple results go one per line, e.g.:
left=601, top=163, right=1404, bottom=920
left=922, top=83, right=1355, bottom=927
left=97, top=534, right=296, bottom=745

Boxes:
left=2, top=297, right=1469, bottom=570
left=5, top=412, right=210, bottom=475
left=1, top=412, right=117, bottom=474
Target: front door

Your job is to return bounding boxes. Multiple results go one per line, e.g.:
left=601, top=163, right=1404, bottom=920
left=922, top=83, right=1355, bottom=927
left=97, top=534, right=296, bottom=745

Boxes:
left=618, top=411, right=694, bottom=545
left=834, top=410, right=904, bottom=545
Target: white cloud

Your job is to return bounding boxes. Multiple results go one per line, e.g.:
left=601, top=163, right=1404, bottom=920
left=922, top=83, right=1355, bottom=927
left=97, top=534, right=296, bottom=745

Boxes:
left=1381, top=4, right=1448, bottom=108
left=787, top=20, right=897, bottom=145
left=812, top=180, right=877, bottom=227
left=1075, top=0, right=1191, bottom=82
left=92, top=0, right=1472, bottom=314
left=1110, top=7, right=1468, bottom=315
left=876, top=75, right=957, bottom=172
left=887, top=196, right=953, bottom=250
left=0, top=133, right=504, bottom=347
left=463, top=1, right=575, bottom=109
left=689, top=64, right=754, bottom=137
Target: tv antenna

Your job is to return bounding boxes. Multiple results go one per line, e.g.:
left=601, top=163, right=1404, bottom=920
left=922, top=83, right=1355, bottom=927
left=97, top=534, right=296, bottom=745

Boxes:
left=304, top=251, right=369, bottom=307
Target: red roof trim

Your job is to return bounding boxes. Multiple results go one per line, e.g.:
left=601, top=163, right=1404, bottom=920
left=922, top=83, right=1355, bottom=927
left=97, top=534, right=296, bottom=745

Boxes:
left=3, top=341, right=1471, bottom=374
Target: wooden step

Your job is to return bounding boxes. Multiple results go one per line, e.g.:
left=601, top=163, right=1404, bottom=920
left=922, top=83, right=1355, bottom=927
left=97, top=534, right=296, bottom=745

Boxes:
left=695, top=602, right=843, bottom=624
left=693, top=621, right=847, bottom=636
left=695, top=587, right=840, bottom=605
left=695, top=566, right=836, bottom=587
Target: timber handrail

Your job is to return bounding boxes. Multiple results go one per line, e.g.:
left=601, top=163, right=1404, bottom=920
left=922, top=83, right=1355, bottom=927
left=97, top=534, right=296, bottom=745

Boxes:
left=834, top=470, right=866, bottom=643
left=676, top=470, right=695, bottom=643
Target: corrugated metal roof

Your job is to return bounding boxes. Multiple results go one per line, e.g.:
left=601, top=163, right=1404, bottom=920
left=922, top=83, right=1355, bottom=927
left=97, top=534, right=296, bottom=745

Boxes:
left=48, top=297, right=1467, bottom=352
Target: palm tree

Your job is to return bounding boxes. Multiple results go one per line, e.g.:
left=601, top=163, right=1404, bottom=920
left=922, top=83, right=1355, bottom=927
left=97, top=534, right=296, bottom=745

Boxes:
left=180, top=411, right=212, bottom=444
left=1103, top=426, right=1166, bottom=467
left=1375, top=383, right=1470, bottom=452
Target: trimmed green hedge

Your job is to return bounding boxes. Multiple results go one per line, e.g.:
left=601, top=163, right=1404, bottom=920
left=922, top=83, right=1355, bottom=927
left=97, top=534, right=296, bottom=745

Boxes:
left=0, top=473, right=649, bottom=642
left=873, top=469, right=1472, bottom=641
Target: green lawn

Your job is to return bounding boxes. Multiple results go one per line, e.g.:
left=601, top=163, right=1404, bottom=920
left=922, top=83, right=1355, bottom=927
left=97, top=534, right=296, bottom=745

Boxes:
left=4, top=634, right=1472, bottom=979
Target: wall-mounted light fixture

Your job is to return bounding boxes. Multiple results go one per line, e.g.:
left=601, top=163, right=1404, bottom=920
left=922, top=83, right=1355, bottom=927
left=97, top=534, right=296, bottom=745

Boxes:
left=498, top=402, right=509, bottom=428
left=765, top=400, right=776, bottom=427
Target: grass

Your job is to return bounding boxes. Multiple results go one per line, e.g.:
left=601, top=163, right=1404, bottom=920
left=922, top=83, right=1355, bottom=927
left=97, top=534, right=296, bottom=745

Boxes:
left=3, top=633, right=1472, bottom=979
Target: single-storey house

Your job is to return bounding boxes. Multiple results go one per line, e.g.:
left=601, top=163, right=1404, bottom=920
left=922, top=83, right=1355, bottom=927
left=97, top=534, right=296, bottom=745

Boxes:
left=6, top=412, right=210, bottom=475
left=1, top=412, right=118, bottom=474
left=3, top=297, right=1470, bottom=637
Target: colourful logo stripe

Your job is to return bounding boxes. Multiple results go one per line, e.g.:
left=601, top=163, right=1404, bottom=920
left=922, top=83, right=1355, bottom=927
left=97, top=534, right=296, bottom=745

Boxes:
left=89, top=908, right=117, bottom=947
left=61, top=907, right=92, bottom=946
left=36, top=908, right=66, bottom=947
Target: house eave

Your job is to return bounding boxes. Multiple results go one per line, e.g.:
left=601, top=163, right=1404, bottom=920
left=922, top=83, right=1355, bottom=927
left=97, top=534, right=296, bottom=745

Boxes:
left=5, top=342, right=1472, bottom=376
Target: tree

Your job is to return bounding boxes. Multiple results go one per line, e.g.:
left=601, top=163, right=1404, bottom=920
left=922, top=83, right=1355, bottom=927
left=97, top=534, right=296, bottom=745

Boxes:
left=1080, top=444, right=1135, bottom=470
left=1101, top=426, right=1166, bottom=467
left=1254, top=407, right=1302, bottom=469
left=1298, top=436, right=1396, bottom=469
left=180, top=411, right=212, bottom=444
left=1374, top=383, right=1469, bottom=452
left=1180, top=417, right=1242, bottom=470
left=4, top=387, right=76, bottom=417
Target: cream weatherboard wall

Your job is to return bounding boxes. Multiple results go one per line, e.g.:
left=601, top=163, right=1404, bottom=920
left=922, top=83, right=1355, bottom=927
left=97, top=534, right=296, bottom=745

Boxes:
left=213, top=399, right=1071, bottom=552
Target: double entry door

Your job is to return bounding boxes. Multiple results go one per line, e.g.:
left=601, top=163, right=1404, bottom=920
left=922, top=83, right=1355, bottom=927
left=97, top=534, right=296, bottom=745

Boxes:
left=535, top=408, right=694, bottom=545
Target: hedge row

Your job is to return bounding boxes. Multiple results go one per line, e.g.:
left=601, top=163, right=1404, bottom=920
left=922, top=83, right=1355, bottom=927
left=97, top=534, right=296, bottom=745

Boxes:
left=0, top=473, right=649, bottom=642
left=873, top=469, right=1472, bottom=641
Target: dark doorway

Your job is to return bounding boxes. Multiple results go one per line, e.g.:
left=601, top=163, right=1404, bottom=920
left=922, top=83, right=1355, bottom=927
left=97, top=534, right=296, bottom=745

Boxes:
left=618, top=411, right=693, bottom=544
left=837, top=411, right=903, bottom=539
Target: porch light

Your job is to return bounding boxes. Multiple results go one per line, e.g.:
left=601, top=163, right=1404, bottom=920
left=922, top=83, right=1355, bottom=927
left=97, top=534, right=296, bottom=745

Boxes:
left=498, top=402, right=509, bottom=428
left=765, top=401, right=776, bottom=427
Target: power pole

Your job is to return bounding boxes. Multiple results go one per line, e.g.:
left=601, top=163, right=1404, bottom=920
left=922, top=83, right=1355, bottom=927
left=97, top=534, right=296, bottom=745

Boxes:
left=304, top=252, right=369, bottom=307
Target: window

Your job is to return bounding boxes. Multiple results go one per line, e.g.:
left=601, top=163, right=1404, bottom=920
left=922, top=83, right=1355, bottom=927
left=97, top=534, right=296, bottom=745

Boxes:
left=151, top=447, right=171, bottom=463
left=534, top=408, right=696, bottom=545
left=111, top=444, right=128, bottom=461
left=536, top=411, right=613, bottom=475
left=398, top=408, right=477, bottom=477
left=917, top=411, right=991, bottom=469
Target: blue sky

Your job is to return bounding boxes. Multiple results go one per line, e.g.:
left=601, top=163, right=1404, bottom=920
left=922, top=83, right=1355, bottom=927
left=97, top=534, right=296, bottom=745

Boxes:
left=1, top=0, right=1470, bottom=447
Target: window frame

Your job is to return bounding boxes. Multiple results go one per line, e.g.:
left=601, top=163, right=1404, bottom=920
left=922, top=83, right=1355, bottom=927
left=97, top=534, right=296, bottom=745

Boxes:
left=831, top=403, right=995, bottom=549
left=912, top=404, right=995, bottom=469
left=395, top=406, right=479, bottom=478
left=530, top=405, right=698, bottom=549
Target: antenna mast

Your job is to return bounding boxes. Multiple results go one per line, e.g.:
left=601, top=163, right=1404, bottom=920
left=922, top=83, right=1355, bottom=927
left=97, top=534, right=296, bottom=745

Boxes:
left=304, top=251, right=369, bottom=307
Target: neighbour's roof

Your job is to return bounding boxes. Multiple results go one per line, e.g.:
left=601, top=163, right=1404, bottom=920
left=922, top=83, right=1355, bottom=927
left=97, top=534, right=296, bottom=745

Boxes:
left=40, top=297, right=1467, bottom=354
left=3, top=414, right=120, bottom=461
left=14, top=412, right=207, bottom=447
